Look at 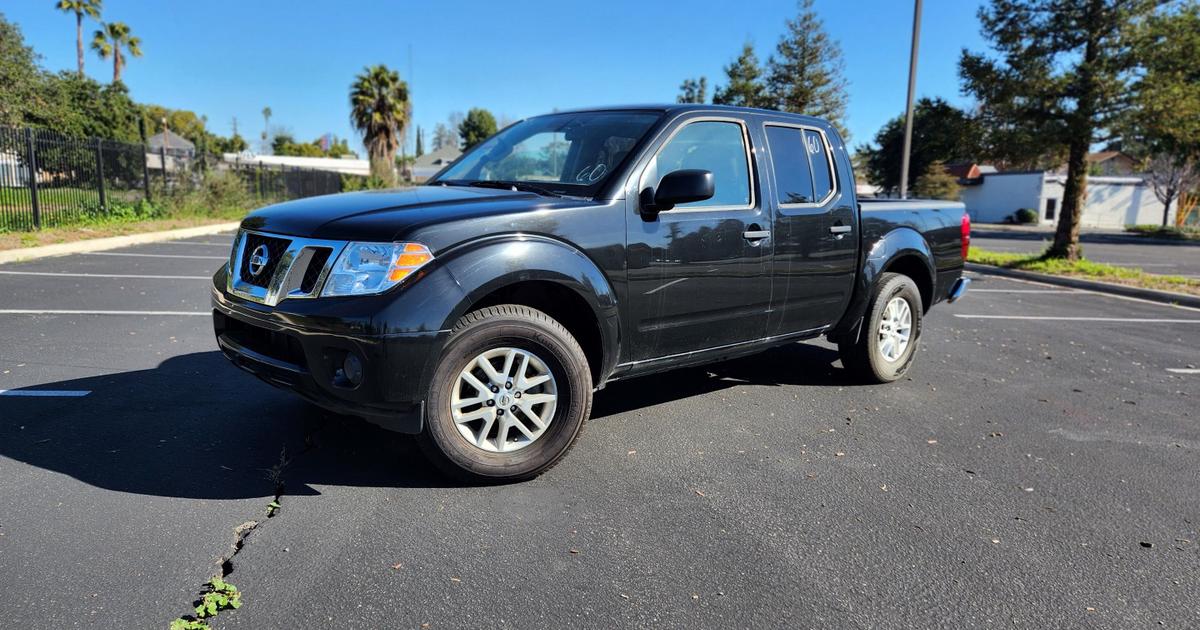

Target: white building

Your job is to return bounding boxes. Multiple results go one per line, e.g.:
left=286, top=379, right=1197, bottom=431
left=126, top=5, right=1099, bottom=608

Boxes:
left=220, top=153, right=370, bottom=176
left=960, top=171, right=1170, bottom=228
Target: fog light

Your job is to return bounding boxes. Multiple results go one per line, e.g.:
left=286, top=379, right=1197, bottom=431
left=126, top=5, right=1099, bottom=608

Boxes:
left=342, top=353, right=363, bottom=387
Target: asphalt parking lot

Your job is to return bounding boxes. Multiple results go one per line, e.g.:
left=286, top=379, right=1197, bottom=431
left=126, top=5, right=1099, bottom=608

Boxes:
left=1, top=233, right=1198, bottom=629
left=973, top=229, right=1200, bottom=278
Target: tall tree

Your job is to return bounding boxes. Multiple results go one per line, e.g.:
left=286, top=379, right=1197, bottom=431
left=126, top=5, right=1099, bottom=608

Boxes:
left=912, top=161, right=962, bottom=200
left=414, top=125, right=424, bottom=157
left=961, top=0, right=1159, bottom=260
left=349, top=64, right=410, bottom=185
left=765, top=0, right=849, bottom=135
left=90, top=21, right=140, bottom=83
left=0, top=13, right=42, bottom=126
left=1126, top=5, right=1200, bottom=161
left=260, top=106, right=271, bottom=153
left=676, top=76, right=708, bottom=104
left=1146, top=155, right=1199, bottom=227
left=56, top=0, right=102, bottom=77
left=861, top=97, right=983, bottom=192
left=432, top=123, right=456, bottom=151
left=712, top=43, right=769, bottom=108
left=458, top=107, right=497, bottom=150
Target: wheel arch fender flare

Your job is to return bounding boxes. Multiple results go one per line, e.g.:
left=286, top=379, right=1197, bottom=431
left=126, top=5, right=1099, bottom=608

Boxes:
left=433, top=234, right=621, bottom=380
left=830, top=226, right=935, bottom=343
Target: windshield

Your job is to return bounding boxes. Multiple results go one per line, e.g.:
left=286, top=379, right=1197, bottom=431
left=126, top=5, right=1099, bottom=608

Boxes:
left=431, top=111, right=662, bottom=196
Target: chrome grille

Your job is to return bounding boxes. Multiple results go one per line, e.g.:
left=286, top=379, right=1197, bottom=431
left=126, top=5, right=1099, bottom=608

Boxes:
left=238, top=233, right=292, bottom=288
left=227, top=229, right=346, bottom=306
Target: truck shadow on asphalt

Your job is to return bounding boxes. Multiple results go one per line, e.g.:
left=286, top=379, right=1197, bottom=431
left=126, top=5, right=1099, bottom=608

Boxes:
left=0, top=343, right=853, bottom=498
left=592, top=341, right=856, bottom=419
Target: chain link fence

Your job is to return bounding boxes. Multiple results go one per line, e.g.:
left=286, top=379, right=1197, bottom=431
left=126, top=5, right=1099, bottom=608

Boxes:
left=1, top=124, right=365, bottom=232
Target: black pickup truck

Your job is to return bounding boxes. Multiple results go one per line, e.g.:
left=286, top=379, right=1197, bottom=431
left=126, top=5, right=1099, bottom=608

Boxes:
left=212, top=105, right=970, bottom=481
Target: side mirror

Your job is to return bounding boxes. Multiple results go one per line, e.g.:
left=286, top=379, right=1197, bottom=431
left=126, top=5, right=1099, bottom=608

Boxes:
left=645, top=169, right=714, bottom=214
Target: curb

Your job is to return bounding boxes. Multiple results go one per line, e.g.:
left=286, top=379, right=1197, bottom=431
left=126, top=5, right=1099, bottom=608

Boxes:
left=0, top=222, right=240, bottom=265
left=966, top=262, right=1200, bottom=309
left=972, top=228, right=1200, bottom=247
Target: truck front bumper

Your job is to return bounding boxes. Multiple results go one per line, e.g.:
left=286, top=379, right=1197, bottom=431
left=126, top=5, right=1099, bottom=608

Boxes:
left=211, top=285, right=449, bottom=434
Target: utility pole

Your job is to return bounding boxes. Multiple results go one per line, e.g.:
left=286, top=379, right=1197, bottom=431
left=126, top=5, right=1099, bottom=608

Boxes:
left=898, top=0, right=923, bottom=199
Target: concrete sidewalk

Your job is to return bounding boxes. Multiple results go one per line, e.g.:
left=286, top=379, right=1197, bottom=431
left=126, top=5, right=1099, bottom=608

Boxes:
left=0, top=222, right=240, bottom=265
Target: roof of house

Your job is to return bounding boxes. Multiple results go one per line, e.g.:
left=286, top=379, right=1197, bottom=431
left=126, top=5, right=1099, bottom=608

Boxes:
left=945, top=162, right=1000, bottom=184
left=147, top=129, right=195, bottom=151
left=945, top=162, right=981, bottom=179
left=1087, top=151, right=1131, bottom=164
left=413, top=144, right=462, bottom=169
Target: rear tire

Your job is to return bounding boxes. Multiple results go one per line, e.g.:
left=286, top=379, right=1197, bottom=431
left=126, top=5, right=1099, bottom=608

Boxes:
left=418, top=304, right=592, bottom=483
left=838, top=272, right=923, bottom=383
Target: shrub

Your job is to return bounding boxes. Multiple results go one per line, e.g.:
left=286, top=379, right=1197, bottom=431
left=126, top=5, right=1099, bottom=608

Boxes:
left=340, top=174, right=390, bottom=192
left=164, top=169, right=256, bottom=218
left=1124, top=224, right=1200, bottom=240
left=1015, top=208, right=1038, bottom=224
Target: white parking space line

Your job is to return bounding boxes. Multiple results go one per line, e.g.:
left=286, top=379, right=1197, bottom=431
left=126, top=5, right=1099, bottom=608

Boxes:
left=966, top=271, right=1200, bottom=313
left=955, top=314, right=1200, bottom=323
left=0, top=271, right=210, bottom=280
left=970, top=288, right=1082, bottom=294
left=0, top=309, right=208, bottom=316
left=0, top=389, right=91, bottom=397
left=1166, top=368, right=1200, bottom=374
left=162, top=240, right=232, bottom=247
left=83, top=252, right=227, bottom=260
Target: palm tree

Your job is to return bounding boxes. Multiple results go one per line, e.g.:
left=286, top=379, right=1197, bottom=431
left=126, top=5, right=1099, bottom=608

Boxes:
left=350, top=64, right=410, bottom=185
left=261, top=106, right=272, bottom=153
left=56, top=0, right=103, bottom=77
left=90, top=21, right=141, bottom=83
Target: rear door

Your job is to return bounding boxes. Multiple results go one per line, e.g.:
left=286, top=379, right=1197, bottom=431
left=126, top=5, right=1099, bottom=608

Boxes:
left=761, top=123, right=857, bottom=335
left=623, top=115, right=772, bottom=362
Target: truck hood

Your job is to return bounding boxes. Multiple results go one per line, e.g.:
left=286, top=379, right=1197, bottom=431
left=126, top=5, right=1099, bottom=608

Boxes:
left=239, top=185, right=595, bottom=242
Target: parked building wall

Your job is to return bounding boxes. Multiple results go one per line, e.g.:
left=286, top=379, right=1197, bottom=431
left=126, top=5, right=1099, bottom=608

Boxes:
left=959, top=172, right=1043, bottom=223
left=962, top=172, right=1172, bottom=227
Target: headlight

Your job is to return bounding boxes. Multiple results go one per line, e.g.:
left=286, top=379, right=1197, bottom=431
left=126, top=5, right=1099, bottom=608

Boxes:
left=321, top=242, right=434, bottom=297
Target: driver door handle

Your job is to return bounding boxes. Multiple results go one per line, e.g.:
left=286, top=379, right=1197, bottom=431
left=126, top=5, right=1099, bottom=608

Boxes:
left=743, top=229, right=771, bottom=240
left=829, top=225, right=852, bottom=234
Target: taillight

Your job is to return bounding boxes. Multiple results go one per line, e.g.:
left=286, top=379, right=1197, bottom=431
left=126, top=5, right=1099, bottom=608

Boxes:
left=961, top=212, right=971, bottom=261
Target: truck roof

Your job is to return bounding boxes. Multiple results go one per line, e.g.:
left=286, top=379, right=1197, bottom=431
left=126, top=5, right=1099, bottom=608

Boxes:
left=540, top=104, right=836, bottom=132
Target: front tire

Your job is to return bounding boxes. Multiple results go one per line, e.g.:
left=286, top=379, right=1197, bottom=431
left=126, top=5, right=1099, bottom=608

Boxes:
left=418, top=305, right=592, bottom=483
left=838, top=272, right=923, bottom=383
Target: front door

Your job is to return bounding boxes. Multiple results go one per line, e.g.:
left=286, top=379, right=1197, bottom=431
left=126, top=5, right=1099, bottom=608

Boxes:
left=624, top=117, right=772, bottom=362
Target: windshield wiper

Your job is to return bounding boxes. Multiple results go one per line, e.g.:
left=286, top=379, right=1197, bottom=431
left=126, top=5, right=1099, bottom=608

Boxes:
left=448, top=179, right=565, bottom=198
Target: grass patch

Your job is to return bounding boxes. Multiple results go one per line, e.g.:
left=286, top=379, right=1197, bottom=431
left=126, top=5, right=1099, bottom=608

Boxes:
left=0, top=171, right=264, bottom=251
left=0, top=214, right=240, bottom=250
left=968, top=246, right=1200, bottom=297
left=1124, top=224, right=1200, bottom=241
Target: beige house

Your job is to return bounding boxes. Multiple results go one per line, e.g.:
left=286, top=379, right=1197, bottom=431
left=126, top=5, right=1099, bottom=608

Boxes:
left=1051, top=151, right=1138, bottom=177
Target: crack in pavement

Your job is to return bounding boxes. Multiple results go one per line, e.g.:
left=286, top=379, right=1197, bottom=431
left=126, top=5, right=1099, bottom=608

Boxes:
left=168, top=416, right=333, bottom=627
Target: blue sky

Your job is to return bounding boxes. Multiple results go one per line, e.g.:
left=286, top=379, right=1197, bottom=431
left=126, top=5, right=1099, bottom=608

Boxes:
left=6, top=0, right=989, bottom=153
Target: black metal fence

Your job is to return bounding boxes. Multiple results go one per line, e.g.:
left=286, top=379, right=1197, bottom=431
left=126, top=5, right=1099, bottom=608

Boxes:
left=1, top=124, right=365, bottom=232
left=0, top=125, right=150, bottom=231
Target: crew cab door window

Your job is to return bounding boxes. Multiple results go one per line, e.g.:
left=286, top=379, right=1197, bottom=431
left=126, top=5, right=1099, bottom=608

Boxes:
left=644, top=121, right=752, bottom=209
left=764, top=126, right=816, bottom=204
